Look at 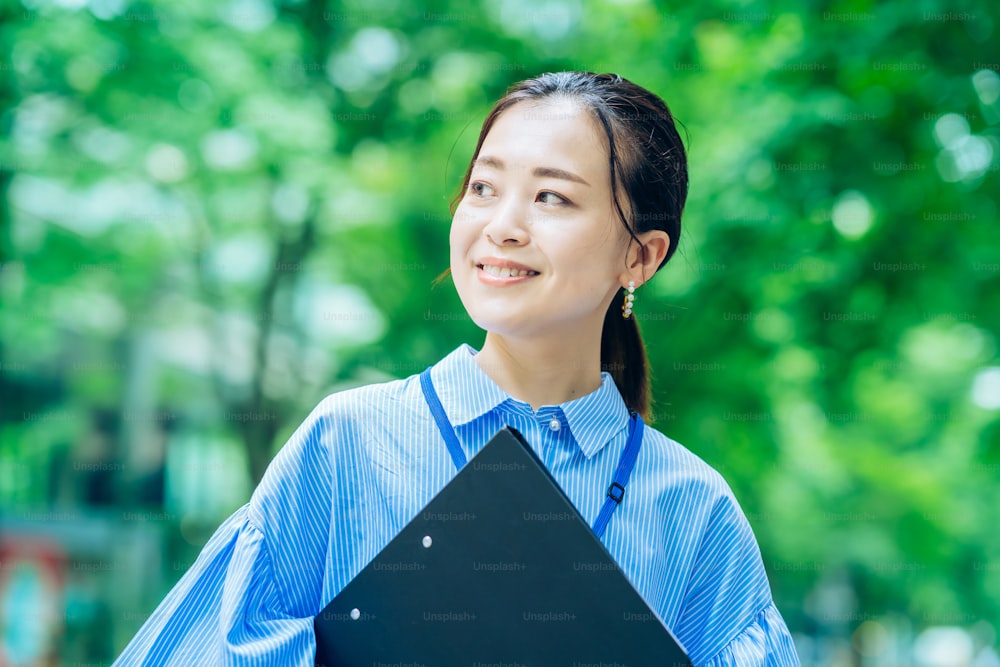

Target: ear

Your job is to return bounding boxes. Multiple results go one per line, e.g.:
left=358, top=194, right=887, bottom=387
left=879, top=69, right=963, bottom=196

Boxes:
left=621, top=230, right=671, bottom=287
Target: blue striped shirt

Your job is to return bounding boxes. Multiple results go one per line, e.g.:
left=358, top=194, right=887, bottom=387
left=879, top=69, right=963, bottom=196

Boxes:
left=113, top=344, right=800, bottom=666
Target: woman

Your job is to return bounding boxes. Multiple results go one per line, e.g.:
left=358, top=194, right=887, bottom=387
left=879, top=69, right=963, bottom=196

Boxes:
left=114, top=72, right=800, bottom=666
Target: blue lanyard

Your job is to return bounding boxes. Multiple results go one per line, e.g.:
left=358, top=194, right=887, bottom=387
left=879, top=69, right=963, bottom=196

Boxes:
left=419, top=368, right=644, bottom=539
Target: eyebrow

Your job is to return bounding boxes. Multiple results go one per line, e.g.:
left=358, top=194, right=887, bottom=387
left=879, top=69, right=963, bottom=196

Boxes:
left=474, top=155, right=591, bottom=187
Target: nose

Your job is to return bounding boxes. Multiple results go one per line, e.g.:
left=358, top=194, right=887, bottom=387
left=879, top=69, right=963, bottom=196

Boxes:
left=483, top=196, right=529, bottom=246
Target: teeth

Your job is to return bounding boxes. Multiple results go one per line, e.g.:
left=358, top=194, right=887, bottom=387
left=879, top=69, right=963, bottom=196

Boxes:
left=481, top=265, right=534, bottom=278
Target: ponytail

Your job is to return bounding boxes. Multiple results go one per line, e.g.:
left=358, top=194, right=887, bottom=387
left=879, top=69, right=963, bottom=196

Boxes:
left=601, top=289, right=651, bottom=420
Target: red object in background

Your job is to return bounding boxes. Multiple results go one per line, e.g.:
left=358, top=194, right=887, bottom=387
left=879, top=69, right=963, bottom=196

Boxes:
left=0, top=538, right=65, bottom=667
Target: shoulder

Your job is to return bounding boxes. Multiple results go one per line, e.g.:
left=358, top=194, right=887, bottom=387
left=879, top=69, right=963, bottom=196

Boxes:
left=638, top=423, right=740, bottom=510
left=243, top=373, right=427, bottom=614
left=640, top=426, right=769, bottom=576
left=246, top=371, right=426, bottom=536
left=285, top=371, right=430, bottom=449
left=248, top=373, right=424, bottom=513
left=311, top=373, right=420, bottom=424
left=634, top=423, right=759, bottom=565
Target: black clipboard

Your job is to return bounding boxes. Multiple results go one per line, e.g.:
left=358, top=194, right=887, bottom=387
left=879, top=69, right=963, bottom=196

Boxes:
left=314, top=426, right=692, bottom=666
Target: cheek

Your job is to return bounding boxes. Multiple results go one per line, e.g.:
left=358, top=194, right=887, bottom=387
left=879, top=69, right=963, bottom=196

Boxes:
left=449, top=207, right=475, bottom=263
left=450, top=204, right=478, bottom=244
left=598, top=224, right=632, bottom=266
left=566, top=224, right=627, bottom=267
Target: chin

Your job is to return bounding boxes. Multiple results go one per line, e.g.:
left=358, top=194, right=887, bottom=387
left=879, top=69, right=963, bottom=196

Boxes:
left=467, top=312, right=520, bottom=335
left=468, top=312, right=552, bottom=341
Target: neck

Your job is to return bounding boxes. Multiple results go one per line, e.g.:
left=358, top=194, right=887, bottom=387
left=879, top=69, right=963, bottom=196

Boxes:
left=474, top=331, right=604, bottom=412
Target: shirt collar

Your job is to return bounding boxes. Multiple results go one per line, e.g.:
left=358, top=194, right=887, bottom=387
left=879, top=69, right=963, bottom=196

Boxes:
left=429, top=344, right=631, bottom=459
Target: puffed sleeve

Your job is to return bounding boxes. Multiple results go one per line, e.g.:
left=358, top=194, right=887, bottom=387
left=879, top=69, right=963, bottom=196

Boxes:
left=113, top=395, right=360, bottom=666
left=112, top=504, right=315, bottom=666
left=672, top=489, right=800, bottom=666
left=113, top=390, right=392, bottom=666
left=702, top=603, right=800, bottom=666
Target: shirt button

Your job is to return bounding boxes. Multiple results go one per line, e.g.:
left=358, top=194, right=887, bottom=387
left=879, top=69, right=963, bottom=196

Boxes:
left=548, top=417, right=561, bottom=431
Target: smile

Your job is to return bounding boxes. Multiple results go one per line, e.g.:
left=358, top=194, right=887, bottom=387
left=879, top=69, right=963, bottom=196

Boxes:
left=476, top=263, right=540, bottom=286
left=479, top=265, right=540, bottom=278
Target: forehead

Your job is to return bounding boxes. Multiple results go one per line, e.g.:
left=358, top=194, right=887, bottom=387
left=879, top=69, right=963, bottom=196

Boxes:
left=479, top=99, right=609, bottom=182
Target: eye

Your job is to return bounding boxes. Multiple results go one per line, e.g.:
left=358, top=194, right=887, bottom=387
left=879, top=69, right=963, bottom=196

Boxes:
left=469, top=181, right=495, bottom=198
left=537, top=191, right=569, bottom=206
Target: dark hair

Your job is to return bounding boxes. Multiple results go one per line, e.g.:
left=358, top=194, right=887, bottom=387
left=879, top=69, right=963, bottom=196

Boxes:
left=452, top=71, right=689, bottom=419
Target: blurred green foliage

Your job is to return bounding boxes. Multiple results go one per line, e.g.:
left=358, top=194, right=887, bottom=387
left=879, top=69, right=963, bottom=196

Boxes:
left=1, top=0, right=998, bottom=663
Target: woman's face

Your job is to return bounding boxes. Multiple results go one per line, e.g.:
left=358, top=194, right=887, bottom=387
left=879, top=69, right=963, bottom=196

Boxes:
left=449, top=98, right=634, bottom=342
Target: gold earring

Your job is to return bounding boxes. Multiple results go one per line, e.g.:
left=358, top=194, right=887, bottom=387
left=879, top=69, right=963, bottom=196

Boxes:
left=622, top=280, right=635, bottom=319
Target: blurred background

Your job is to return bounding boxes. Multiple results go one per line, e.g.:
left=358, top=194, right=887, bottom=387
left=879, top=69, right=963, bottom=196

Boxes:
left=1, top=0, right=998, bottom=664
